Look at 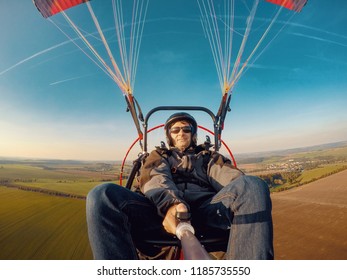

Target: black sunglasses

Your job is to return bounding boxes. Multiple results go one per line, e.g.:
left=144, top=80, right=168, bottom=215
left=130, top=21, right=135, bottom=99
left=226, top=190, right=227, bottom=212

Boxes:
left=169, top=126, right=192, bottom=134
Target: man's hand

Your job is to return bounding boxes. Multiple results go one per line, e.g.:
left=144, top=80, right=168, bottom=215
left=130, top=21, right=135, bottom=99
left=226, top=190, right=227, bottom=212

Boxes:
left=162, top=203, right=188, bottom=235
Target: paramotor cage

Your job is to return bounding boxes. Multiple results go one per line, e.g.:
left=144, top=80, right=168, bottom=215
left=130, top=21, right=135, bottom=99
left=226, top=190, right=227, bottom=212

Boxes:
left=120, top=105, right=237, bottom=188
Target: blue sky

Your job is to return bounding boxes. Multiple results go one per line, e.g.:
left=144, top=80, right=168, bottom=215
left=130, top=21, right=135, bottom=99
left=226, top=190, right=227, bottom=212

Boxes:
left=1, top=0, right=347, bottom=161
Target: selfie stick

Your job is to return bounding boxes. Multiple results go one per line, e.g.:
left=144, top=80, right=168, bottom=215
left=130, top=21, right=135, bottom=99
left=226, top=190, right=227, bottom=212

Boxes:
left=175, top=213, right=211, bottom=260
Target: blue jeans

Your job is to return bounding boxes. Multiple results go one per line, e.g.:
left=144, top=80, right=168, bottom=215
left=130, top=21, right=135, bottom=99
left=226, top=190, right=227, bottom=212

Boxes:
left=86, top=175, right=274, bottom=259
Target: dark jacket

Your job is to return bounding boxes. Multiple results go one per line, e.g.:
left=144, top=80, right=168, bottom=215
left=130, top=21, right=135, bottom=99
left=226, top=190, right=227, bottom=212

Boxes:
left=139, top=145, right=243, bottom=216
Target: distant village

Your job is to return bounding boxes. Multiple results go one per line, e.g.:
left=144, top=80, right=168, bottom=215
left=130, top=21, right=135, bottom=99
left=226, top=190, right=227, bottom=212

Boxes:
left=265, top=157, right=346, bottom=173
left=266, top=159, right=306, bottom=172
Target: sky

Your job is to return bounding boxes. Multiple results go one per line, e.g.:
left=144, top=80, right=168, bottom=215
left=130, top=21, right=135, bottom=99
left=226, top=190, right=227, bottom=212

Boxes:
left=1, top=0, right=347, bottom=161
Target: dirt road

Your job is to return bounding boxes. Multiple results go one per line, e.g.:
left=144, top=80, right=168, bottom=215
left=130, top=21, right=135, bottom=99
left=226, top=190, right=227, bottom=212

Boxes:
left=271, top=169, right=347, bottom=259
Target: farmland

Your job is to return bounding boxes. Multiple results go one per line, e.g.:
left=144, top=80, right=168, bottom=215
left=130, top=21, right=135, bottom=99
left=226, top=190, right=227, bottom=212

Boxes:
left=237, top=144, right=347, bottom=192
left=0, top=187, right=92, bottom=259
left=0, top=161, right=129, bottom=197
left=1, top=142, right=347, bottom=259
left=271, top=169, right=347, bottom=259
left=0, top=160, right=120, bottom=259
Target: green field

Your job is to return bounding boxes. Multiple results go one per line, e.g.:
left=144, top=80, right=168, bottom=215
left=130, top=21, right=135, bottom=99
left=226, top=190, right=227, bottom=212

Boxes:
left=268, top=163, right=347, bottom=192
left=0, top=186, right=92, bottom=259
left=298, top=164, right=347, bottom=183
left=0, top=161, right=126, bottom=259
left=0, top=162, right=126, bottom=196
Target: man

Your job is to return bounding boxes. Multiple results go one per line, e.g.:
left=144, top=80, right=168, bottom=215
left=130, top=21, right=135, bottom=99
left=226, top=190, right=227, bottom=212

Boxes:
left=86, top=112, right=274, bottom=259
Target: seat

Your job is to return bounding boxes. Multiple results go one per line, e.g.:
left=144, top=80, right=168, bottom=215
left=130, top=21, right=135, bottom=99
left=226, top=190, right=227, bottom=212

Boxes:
left=123, top=105, right=232, bottom=260
left=134, top=228, right=229, bottom=260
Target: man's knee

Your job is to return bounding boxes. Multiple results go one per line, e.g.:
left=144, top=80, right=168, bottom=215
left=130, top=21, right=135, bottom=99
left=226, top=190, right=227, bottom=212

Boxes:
left=243, top=175, right=270, bottom=196
left=86, top=183, right=123, bottom=210
left=226, top=175, right=271, bottom=210
left=243, top=175, right=271, bottom=209
left=87, top=182, right=115, bottom=199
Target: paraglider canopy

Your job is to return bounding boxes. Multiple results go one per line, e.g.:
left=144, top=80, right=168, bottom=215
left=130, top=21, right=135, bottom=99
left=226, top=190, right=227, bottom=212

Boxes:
left=266, top=0, right=307, bottom=12
left=33, top=0, right=91, bottom=18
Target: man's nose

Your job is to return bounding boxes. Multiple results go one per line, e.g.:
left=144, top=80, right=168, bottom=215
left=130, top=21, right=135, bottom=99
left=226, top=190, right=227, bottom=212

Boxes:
left=178, top=129, right=185, bottom=135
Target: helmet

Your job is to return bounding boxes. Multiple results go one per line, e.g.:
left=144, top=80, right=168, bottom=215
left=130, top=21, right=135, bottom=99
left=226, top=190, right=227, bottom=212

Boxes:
left=164, top=112, right=198, bottom=147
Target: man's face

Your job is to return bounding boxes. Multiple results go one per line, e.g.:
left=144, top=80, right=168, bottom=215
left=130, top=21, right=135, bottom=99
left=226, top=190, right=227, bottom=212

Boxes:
left=169, top=121, right=192, bottom=151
